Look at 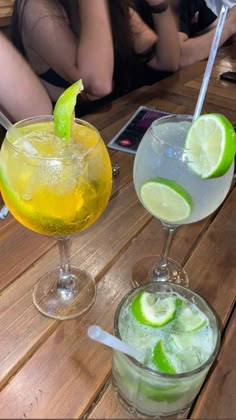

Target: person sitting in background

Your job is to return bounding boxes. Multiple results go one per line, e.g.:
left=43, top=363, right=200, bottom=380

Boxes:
left=133, top=0, right=236, bottom=68
left=0, top=31, right=52, bottom=123
left=205, top=0, right=236, bottom=16
left=12, top=0, right=180, bottom=116
left=176, top=0, right=236, bottom=68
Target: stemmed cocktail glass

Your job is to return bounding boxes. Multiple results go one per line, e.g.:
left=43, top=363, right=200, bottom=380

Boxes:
left=132, top=114, right=234, bottom=287
left=0, top=116, right=112, bottom=319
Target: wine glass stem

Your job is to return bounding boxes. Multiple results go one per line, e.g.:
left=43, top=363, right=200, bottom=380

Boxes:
left=153, top=224, right=175, bottom=280
left=57, top=236, right=72, bottom=289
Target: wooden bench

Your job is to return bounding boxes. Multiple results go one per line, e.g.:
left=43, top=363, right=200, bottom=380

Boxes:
left=0, top=0, right=14, bottom=29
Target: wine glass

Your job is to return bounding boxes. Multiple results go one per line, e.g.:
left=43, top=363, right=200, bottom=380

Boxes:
left=132, top=114, right=234, bottom=287
left=0, top=116, right=112, bottom=319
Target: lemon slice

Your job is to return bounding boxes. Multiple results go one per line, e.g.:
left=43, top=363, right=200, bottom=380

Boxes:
left=131, top=292, right=177, bottom=327
left=178, top=306, right=207, bottom=332
left=152, top=340, right=176, bottom=374
left=140, top=177, right=192, bottom=223
left=185, top=113, right=236, bottom=179
left=53, top=79, right=84, bottom=141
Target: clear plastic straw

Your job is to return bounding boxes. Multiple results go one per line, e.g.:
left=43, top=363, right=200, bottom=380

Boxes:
left=87, top=325, right=144, bottom=361
left=0, top=205, right=9, bottom=219
left=0, top=110, right=37, bottom=154
left=193, top=5, right=229, bottom=120
left=0, top=110, right=14, bottom=132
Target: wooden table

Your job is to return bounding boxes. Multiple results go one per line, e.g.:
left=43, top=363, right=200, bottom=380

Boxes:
left=0, top=0, right=14, bottom=28
left=0, top=44, right=236, bottom=418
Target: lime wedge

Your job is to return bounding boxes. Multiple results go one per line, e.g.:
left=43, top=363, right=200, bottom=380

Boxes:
left=152, top=340, right=176, bottom=374
left=53, top=79, right=84, bottom=141
left=140, top=177, right=192, bottom=223
left=139, top=382, right=185, bottom=402
left=131, top=292, right=177, bottom=327
left=178, top=306, right=207, bottom=332
left=185, top=113, right=236, bottom=179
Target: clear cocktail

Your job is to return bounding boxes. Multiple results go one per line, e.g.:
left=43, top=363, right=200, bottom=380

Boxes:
left=112, top=282, right=220, bottom=418
left=0, top=116, right=112, bottom=319
left=133, top=114, right=235, bottom=286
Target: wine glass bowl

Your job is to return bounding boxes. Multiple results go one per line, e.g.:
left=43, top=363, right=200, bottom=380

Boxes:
left=132, top=114, right=234, bottom=287
left=0, top=116, right=112, bottom=319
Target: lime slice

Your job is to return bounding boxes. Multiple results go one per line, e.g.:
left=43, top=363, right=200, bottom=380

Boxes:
left=139, top=382, right=185, bottom=402
left=113, top=352, right=181, bottom=402
left=53, top=79, right=84, bottom=141
left=152, top=340, right=176, bottom=374
left=140, top=177, right=192, bottom=223
left=131, top=292, right=177, bottom=327
left=178, top=306, right=207, bottom=332
left=185, top=113, right=236, bottom=179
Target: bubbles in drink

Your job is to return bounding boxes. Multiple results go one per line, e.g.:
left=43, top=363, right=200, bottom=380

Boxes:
left=175, top=348, right=203, bottom=372
left=0, top=119, right=112, bottom=236
left=22, top=193, right=32, bottom=201
left=134, top=116, right=234, bottom=225
left=119, top=291, right=215, bottom=374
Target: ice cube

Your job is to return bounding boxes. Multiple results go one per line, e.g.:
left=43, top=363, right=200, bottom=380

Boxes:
left=175, top=347, right=203, bottom=372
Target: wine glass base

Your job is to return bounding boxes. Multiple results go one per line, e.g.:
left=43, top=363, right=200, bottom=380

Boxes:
left=33, top=266, right=96, bottom=320
left=131, top=255, right=189, bottom=288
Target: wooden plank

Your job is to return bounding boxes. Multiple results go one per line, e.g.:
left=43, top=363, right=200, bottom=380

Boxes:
left=0, top=182, right=151, bottom=391
left=86, top=303, right=236, bottom=419
left=191, top=308, right=236, bottom=418
left=0, top=132, right=133, bottom=293
left=0, top=1, right=14, bottom=6
left=0, top=183, right=233, bottom=417
left=0, top=43, right=235, bottom=419
left=88, top=186, right=236, bottom=419
left=0, top=1, right=14, bottom=28
left=86, top=59, right=236, bottom=141
left=0, top=216, right=55, bottom=292
left=184, top=185, right=236, bottom=322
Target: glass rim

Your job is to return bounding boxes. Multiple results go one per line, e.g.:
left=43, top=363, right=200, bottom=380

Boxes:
left=4, top=115, right=101, bottom=161
left=114, top=282, right=221, bottom=379
left=151, top=113, right=193, bottom=125
left=149, top=113, right=193, bottom=147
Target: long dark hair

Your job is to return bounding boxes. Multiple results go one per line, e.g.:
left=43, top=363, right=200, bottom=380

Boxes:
left=12, top=0, right=135, bottom=93
left=108, top=0, right=135, bottom=94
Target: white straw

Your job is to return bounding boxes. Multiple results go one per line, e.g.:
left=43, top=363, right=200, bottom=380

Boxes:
left=0, top=205, right=9, bottom=220
left=0, top=110, right=14, bottom=131
left=0, top=110, right=37, bottom=154
left=87, top=325, right=144, bottom=361
left=193, top=5, right=229, bottom=120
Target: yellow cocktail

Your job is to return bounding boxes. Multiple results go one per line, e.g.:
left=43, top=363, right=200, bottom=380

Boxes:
left=0, top=117, right=111, bottom=236
left=0, top=116, right=112, bottom=319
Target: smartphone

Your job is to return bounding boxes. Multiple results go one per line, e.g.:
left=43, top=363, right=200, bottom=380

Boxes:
left=220, top=71, right=236, bottom=83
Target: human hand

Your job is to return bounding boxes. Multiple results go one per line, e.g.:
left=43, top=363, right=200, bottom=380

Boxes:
left=227, top=5, right=236, bottom=35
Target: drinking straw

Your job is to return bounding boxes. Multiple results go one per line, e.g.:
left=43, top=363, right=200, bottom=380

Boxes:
left=0, top=205, right=8, bottom=219
left=0, top=110, right=20, bottom=133
left=87, top=325, right=144, bottom=361
left=0, top=110, right=37, bottom=154
left=193, top=5, right=229, bottom=120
